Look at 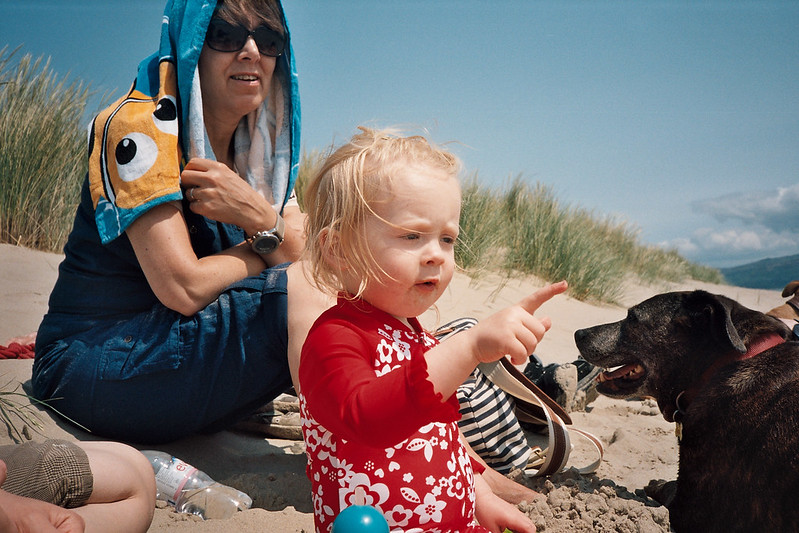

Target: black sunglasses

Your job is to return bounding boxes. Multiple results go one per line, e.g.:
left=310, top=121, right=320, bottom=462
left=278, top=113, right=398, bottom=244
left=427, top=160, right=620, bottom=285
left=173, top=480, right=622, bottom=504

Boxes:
left=205, top=18, right=285, bottom=57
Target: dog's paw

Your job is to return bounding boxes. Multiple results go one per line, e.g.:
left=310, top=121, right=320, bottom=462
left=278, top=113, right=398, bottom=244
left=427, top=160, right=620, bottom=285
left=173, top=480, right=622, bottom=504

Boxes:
left=645, top=479, right=677, bottom=507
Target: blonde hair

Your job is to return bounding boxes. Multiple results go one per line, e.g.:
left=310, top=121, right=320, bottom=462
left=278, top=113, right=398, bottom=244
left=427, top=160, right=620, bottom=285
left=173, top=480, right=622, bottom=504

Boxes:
left=303, top=127, right=461, bottom=297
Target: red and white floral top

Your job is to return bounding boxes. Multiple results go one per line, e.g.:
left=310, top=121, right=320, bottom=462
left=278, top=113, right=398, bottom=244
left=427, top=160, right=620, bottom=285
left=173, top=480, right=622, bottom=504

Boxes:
left=299, top=297, right=488, bottom=533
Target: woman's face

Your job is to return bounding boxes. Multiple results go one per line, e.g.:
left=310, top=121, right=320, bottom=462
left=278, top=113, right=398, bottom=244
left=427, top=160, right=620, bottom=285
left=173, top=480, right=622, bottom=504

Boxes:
left=198, top=16, right=278, bottom=129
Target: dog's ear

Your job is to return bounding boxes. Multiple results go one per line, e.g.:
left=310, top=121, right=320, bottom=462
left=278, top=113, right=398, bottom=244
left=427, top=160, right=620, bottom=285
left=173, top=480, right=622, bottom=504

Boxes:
left=685, top=291, right=747, bottom=353
left=783, top=280, right=799, bottom=298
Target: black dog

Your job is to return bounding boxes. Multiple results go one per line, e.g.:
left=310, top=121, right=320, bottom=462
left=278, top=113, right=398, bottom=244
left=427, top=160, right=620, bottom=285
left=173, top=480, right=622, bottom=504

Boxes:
left=574, top=290, right=798, bottom=532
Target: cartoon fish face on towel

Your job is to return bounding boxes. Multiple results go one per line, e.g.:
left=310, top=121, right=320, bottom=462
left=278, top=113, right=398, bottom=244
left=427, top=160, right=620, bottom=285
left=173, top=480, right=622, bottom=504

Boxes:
left=88, top=60, right=183, bottom=243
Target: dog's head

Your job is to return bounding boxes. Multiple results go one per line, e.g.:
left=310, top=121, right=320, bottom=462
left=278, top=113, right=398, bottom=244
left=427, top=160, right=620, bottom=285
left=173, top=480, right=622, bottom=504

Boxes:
left=575, top=290, right=788, bottom=420
left=766, top=280, right=799, bottom=320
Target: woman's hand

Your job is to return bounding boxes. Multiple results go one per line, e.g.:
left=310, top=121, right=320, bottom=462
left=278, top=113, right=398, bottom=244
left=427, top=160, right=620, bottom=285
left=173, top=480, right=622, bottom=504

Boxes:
left=181, top=157, right=277, bottom=237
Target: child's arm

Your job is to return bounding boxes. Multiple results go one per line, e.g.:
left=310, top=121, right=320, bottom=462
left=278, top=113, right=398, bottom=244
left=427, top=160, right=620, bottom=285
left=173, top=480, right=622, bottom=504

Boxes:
left=473, top=474, right=537, bottom=533
left=425, top=281, right=568, bottom=400
left=300, top=318, right=459, bottom=447
left=300, top=281, right=567, bottom=448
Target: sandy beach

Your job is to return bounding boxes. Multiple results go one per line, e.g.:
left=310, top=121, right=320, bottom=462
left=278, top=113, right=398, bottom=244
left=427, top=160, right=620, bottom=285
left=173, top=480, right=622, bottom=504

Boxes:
left=0, top=242, right=787, bottom=532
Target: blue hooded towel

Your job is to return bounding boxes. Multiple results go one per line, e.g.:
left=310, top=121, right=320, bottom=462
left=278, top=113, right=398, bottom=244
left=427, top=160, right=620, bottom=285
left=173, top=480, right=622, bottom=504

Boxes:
left=87, top=0, right=300, bottom=244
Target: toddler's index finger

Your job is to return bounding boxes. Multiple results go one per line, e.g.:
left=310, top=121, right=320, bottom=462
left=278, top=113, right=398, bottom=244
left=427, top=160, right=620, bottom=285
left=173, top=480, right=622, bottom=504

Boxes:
left=519, top=280, right=568, bottom=315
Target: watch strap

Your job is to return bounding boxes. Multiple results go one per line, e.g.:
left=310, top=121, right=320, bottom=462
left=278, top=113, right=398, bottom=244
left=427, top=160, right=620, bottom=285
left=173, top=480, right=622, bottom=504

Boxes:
left=247, top=213, right=285, bottom=245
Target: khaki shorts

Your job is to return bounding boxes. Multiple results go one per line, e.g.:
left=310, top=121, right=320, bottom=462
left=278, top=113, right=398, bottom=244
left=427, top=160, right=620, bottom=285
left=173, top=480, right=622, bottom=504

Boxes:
left=0, top=439, right=93, bottom=508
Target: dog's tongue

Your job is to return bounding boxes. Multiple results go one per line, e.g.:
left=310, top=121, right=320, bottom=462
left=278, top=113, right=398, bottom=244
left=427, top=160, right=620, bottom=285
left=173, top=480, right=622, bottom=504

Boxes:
left=599, top=363, right=643, bottom=382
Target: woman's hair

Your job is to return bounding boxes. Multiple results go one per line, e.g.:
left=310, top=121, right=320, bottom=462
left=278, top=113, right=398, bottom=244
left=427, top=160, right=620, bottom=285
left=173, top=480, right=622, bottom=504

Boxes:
left=303, top=127, right=461, bottom=298
left=214, top=0, right=285, bottom=35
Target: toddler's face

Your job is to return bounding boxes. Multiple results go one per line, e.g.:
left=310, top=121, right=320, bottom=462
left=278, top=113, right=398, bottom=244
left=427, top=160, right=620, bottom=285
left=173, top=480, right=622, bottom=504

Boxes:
left=345, top=164, right=460, bottom=322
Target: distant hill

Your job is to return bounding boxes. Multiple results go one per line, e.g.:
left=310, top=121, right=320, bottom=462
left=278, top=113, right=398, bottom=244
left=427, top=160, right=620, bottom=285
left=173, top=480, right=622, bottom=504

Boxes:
left=720, top=254, right=799, bottom=291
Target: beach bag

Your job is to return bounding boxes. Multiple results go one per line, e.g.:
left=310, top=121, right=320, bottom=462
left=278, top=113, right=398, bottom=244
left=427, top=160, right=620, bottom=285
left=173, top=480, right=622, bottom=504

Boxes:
left=435, top=318, right=604, bottom=477
left=457, top=368, right=531, bottom=474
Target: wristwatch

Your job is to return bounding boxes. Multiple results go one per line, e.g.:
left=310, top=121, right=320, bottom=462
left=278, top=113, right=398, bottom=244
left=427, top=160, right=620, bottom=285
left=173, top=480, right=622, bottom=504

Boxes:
left=247, top=214, right=285, bottom=255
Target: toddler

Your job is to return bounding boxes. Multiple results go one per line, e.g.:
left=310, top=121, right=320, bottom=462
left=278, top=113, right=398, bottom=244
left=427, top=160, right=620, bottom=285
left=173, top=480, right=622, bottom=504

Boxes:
left=299, top=127, right=564, bottom=532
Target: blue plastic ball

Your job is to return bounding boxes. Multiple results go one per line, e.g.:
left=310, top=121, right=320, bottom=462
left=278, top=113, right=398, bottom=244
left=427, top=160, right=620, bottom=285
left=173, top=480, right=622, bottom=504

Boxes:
left=332, top=504, right=389, bottom=533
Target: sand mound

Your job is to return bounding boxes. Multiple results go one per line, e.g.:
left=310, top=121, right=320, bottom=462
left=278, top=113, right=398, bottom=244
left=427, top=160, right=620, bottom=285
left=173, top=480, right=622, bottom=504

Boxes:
left=520, top=469, right=670, bottom=532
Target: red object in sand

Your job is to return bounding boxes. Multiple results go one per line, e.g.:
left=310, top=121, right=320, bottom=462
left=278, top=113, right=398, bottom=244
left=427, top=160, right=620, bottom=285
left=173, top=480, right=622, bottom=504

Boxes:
left=0, top=342, right=35, bottom=359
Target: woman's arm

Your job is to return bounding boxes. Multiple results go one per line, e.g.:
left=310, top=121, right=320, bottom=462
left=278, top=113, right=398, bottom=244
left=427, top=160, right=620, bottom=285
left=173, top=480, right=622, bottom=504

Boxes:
left=127, top=158, right=306, bottom=316
left=127, top=203, right=266, bottom=316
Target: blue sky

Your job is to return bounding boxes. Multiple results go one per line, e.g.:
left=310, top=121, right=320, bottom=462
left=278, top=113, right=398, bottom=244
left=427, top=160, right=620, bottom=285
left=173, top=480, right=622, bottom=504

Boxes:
left=2, top=1, right=798, bottom=268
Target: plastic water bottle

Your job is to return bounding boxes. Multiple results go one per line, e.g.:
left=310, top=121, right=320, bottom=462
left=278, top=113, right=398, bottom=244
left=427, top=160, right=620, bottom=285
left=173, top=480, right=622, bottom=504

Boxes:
left=140, top=450, right=252, bottom=520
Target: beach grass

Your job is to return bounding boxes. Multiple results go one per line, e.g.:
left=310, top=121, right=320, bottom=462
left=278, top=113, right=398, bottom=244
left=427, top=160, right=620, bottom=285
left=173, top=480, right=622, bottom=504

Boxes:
left=0, top=47, right=91, bottom=252
left=1, top=49, right=723, bottom=303
left=464, top=177, right=724, bottom=302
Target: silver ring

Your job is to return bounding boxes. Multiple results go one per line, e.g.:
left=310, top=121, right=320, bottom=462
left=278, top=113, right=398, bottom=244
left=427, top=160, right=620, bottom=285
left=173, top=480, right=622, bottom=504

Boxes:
left=188, top=187, right=195, bottom=201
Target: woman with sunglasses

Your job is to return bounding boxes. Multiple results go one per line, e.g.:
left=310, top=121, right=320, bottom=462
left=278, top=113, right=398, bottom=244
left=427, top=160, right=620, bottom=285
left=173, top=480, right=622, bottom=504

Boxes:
left=31, top=0, right=332, bottom=444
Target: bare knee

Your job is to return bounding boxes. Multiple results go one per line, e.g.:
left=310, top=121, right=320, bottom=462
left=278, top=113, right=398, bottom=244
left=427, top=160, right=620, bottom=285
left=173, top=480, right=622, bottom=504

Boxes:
left=80, top=441, right=156, bottom=530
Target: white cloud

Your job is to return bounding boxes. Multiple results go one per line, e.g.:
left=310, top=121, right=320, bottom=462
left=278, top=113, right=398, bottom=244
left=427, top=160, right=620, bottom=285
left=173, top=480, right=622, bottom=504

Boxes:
left=695, top=183, right=799, bottom=232
left=666, top=237, right=698, bottom=255
left=662, top=225, right=799, bottom=267
left=662, top=183, right=799, bottom=266
left=695, top=227, right=764, bottom=252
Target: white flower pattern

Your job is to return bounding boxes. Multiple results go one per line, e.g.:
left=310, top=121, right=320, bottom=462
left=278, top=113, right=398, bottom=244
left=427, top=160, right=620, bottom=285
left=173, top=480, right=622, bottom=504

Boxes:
left=301, top=313, right=483, bottom=532
left=415, top=493, right=447, bottom=525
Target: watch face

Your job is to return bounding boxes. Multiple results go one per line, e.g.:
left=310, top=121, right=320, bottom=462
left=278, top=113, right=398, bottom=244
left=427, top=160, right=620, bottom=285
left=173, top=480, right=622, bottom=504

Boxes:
left=252, top=234, right=280, bottom=254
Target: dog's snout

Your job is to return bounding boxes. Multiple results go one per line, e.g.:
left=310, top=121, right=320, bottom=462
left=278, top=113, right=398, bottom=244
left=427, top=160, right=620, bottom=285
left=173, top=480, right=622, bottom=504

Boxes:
left=574, top=323, right=619, bottom=356
left=574, top=327, right=590, bottom=345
